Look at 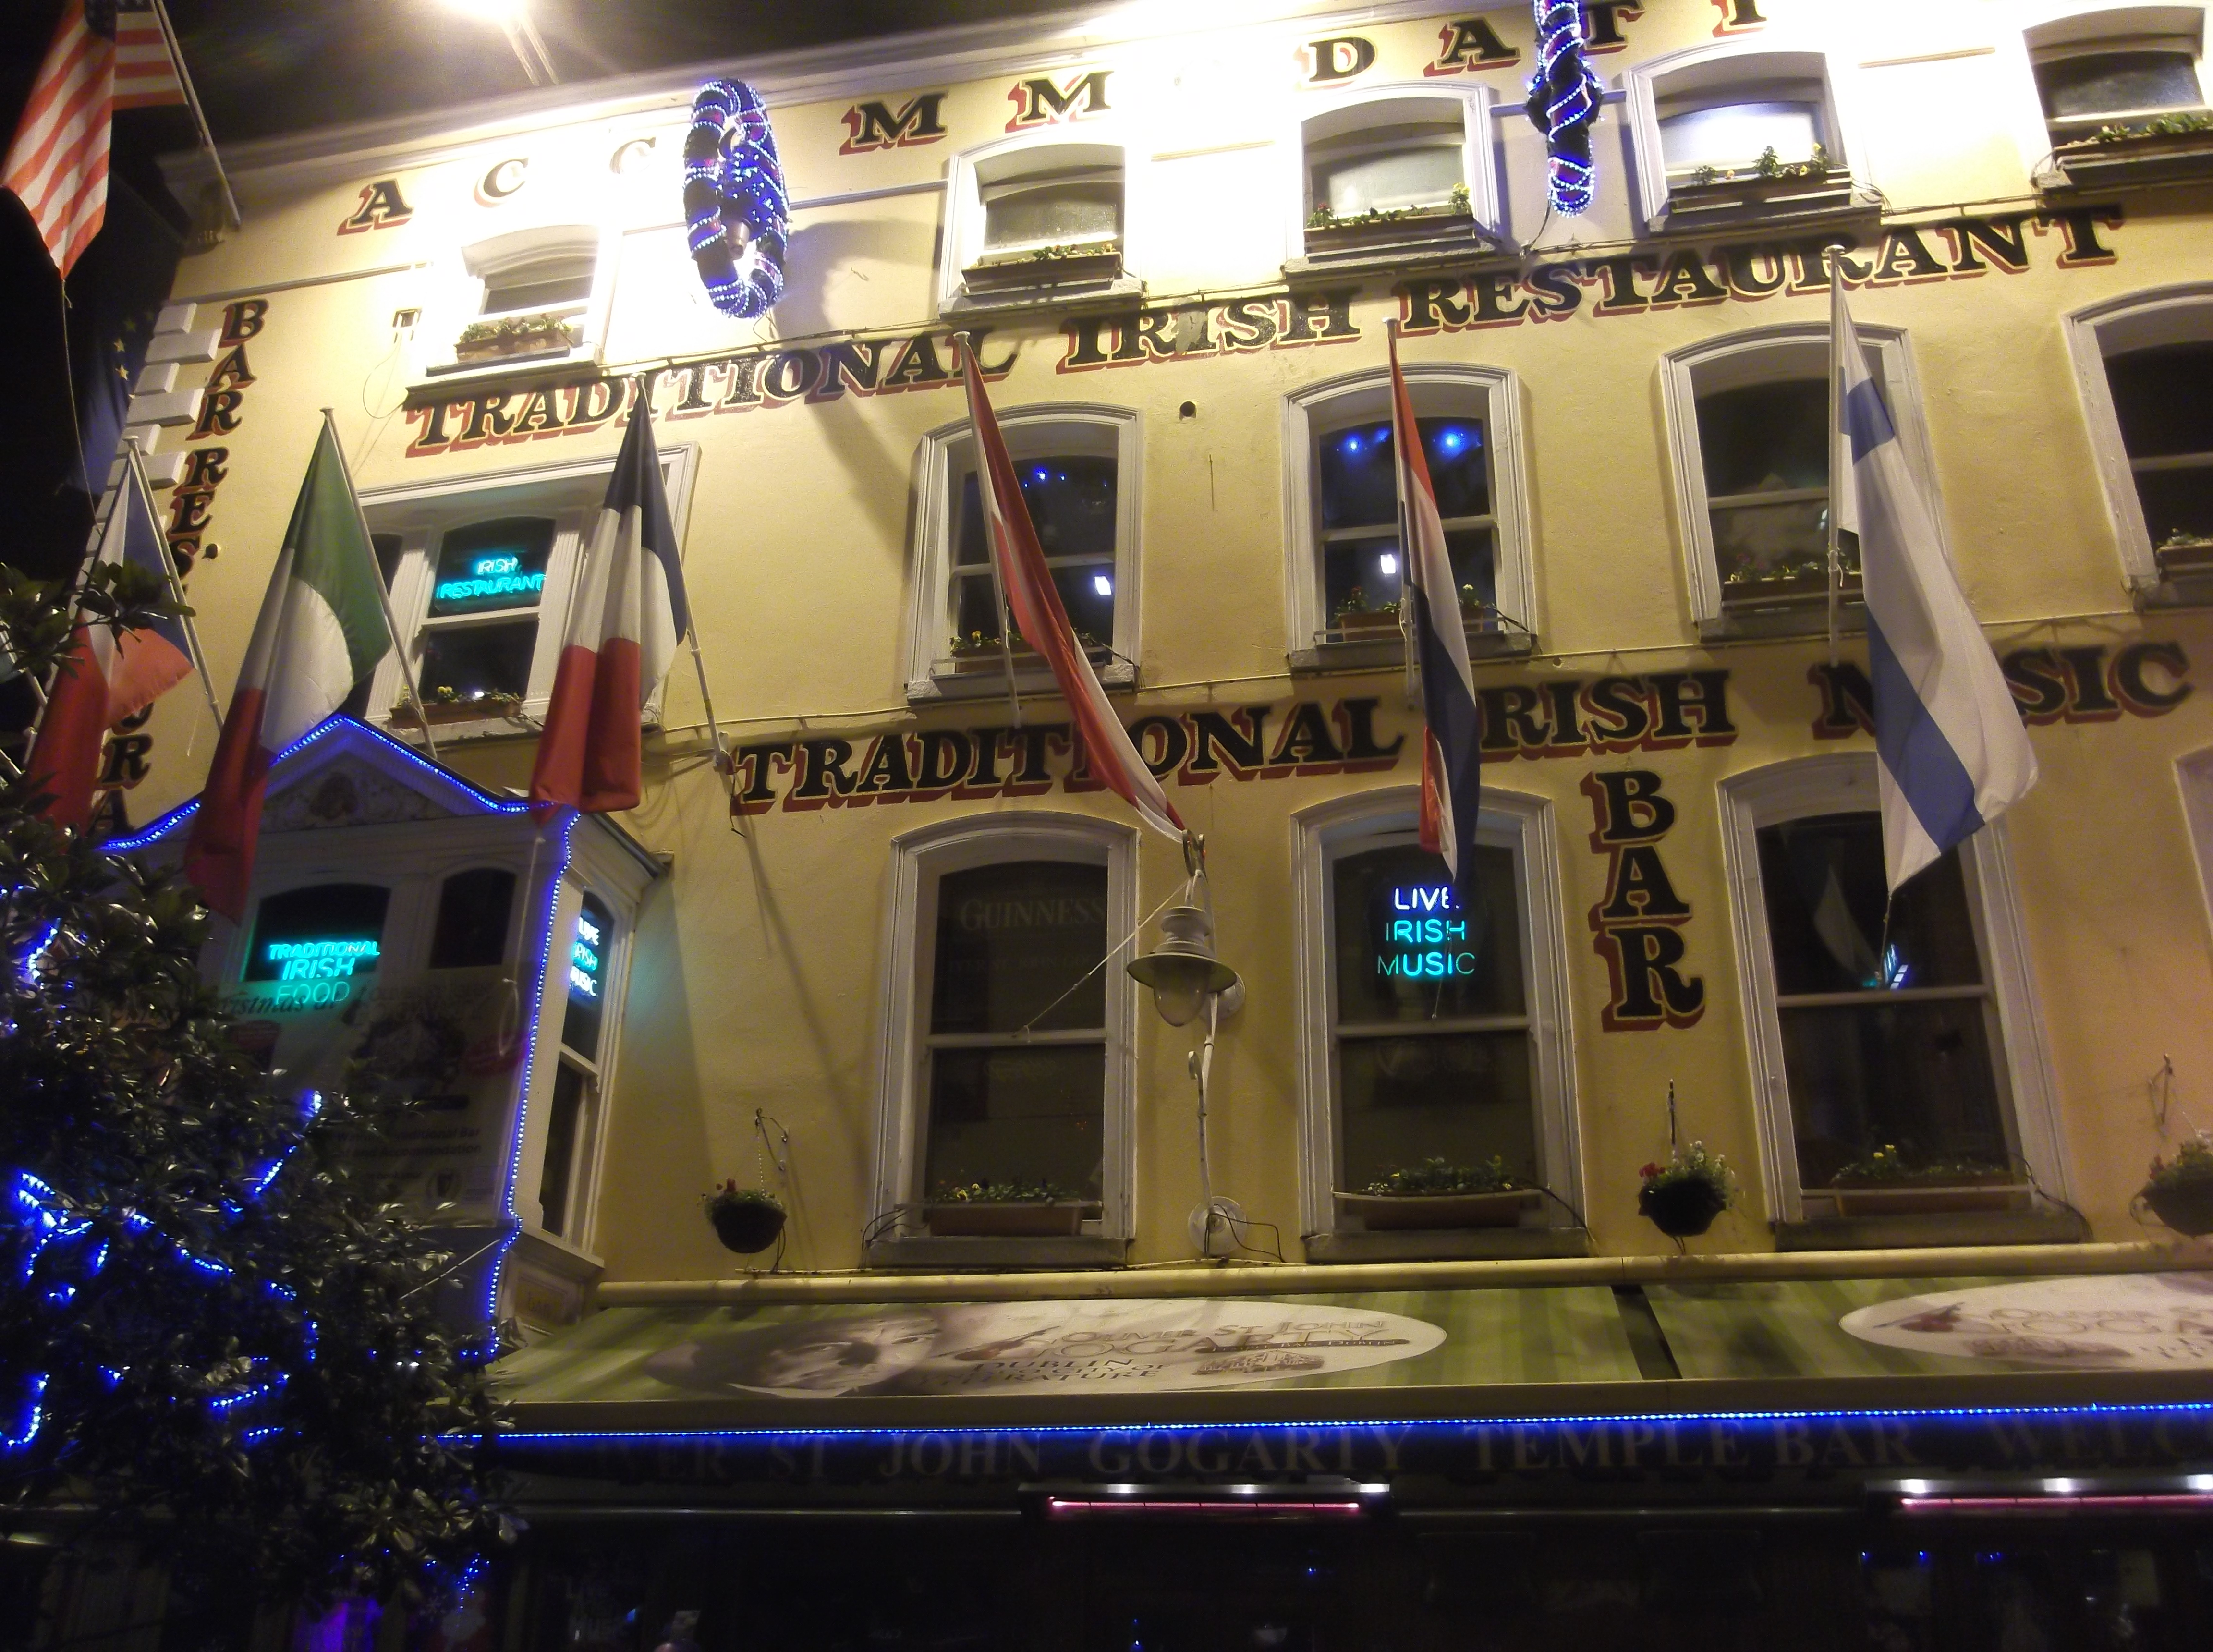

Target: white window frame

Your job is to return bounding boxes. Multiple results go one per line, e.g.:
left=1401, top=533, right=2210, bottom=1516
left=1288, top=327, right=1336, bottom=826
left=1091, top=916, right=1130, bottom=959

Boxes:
left=1717, top=753, right=2068, bottom=1224
left=1660, top=321, right=1944, bottom=631
left=357, top=445, right=699, bottom=737
left=1623, top=40, right=1864, bottom=226
left=1281, top=363, right=1534, bottom=662
left=2025, top=5, right=2211, bottom=145
left=415, top=222, right=619, bottom=387
left=938, top=128, right=1142, bottom=315
left=1290, top=785, right=1581, bottom=1239
left=868, top=812, right=1139, bottom=1240
left=2063, top=281, right=2213, bottom=593
left=512, top=823, right=652, bottom=1260
left=1282, top=81, right=1502, bottom=264
left=904, top=404, right=1141, bottom=701
left=2173, top=740, right=2213, bottom=930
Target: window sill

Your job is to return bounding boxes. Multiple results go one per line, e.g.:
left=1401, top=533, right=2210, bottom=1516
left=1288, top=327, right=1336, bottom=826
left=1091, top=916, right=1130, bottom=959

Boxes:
left=1773, top=1206, right=2088, bottom=1252
left=404, top=347, right=603, bottom=401
left=1284, top=216, right=1501, bottom=280
left=508, top=1226, right=604, bottom=1333
left=2134, top=562, right=2213, bottom=610
left=1288, top=628, right=1536, bottom=675
left=1697, top=596, right=1865, bottom=645
left=865, top=1233, right=1130, bottom=1271
left=1302, top=1226, right=1591, bottom=1264
left=378, top=712, right=542, bottom=744
left=909, top=657, right=1136, bottom=704
left=1655, top=179, right=1877, bottom=237
left=943, top=272, right=1143, bottom=316
left=2040, top=133, right=2213, bottom=193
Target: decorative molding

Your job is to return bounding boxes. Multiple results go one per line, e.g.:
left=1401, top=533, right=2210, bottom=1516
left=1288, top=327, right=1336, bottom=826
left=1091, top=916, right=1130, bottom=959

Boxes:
left=263, top=757, right=458, bottom=832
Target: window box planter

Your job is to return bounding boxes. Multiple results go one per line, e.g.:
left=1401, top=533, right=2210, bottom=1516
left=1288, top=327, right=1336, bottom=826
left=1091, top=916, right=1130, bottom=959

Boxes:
left=1334, top=1189, right=1539, bottom=1230
left=2051, top=128, right=2213, bottom=188
left=1334, top=608, right=1403, bottom=640
left=1661, top=169, right=1863, bottom=229
left=922, top=1201, right=1101, bottom=1238
left=946, top=643, right=1113, bottom=676
left=1302, top=207, right=1479, bottom=259
left=2156, top=535, right=2213, bottom=577
left=961, top=250, right=1124, bottom=294
left=448, top=315, right=578, bottom=368
left=1721, top=570, right=1860, bottom=607
left=389, top=696, right=523, bottom=729
left=1829, top=1182, right=2030, bottom=1218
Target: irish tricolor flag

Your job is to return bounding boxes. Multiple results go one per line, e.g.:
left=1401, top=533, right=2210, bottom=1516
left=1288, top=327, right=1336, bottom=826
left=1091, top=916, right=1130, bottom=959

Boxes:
left=183, top=423, right=389, bottom=919
left=528, top=388, right=690, bottom=814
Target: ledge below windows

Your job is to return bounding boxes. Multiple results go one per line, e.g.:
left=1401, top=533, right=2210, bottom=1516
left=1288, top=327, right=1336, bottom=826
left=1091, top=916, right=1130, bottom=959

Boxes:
left=1284, top=214, right=1501, bottom=282
left=942, top=271, right=1143, bottom=318
left=2135, top=559, right=2213, bottom=610
left=1289, top=628, right=1537, bottom=676
left=1654, top=176, right=1879, bottom=238
left=2039, top=131, right=2213, bottom=194
left=867, top=1234, right=1130, bottom=1271
left=1774, top=1207, right=2090, bottom=1253
left=1303, top=1226, right=1592, bottom=1264
left=1697, top=596, right=1867, bottom=646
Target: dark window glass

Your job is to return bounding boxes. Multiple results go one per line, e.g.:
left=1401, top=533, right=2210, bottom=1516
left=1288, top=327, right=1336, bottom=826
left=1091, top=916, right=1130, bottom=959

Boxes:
left=1696, top=379, right=1828, bottom=497
left=949, top=456, right=1117, bottom=650
left=245, top=883, right=389, bottom=983
left=1331, top=842, right=1535, bottom=1191
left=2037, top=49, right=2201, bottom=121
left=562, top=894, right=612, bottom=1058
left=419, top=620, right=537, bottom=704
left=924, top=860, right=1108, bottom=1200
left=426, top=518, right=554, bottom=618
left=931, top=862, right=1107, bottom=1034
left=981, top=173, right=1121, bottom=251
left=429, top=868, right=515, bottom=969
left=537, top=1063, right=585, bottom=1237
left=1323, top=529, right=1494, bottom=620
left=483, top=256, right=594, bottom=315
left=1316, top=417, right=1489, bottom=529
left=2108, top=344, right=2213, bottom=459
left=1756, top=812, right=2009, bottom=1187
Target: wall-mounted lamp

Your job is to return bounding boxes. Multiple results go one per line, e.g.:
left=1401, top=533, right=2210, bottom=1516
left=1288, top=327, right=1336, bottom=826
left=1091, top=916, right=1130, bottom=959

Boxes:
left=442, top=0, right=559, bottom=86
left=1127, top=905, right=1241, bottom=1026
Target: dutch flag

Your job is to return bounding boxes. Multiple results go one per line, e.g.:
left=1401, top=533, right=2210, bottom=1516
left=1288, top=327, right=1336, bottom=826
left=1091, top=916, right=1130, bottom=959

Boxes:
left=1834, top=276, right=2037, bottom=891
left=528, top=386, right=692, bottom=815
left=1387, top=330, right=1484, bottom=907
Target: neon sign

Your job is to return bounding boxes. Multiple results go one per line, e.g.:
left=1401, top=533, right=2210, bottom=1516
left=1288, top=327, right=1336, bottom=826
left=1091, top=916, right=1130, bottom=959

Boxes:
left=261, top=937, right=380, bottom=982
left=432, top=554, right=545, bottom=609
left=1379, top=886, right=1477, bottom=978
left=568, top=913, right=603, bottom=1001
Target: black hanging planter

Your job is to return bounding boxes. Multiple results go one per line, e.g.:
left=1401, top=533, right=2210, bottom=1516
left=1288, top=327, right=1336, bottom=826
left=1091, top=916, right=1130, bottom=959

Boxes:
left=1640, top=1177, right=1727, bottom=1240
left=707, top=1192, right=787, bottom=1255
left=2140, top=1179, right=2213, bottom=1238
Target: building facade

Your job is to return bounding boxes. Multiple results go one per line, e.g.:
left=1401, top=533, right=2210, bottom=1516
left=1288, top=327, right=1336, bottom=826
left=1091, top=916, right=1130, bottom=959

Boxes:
left=61, top=0, right=2213, bottom=1644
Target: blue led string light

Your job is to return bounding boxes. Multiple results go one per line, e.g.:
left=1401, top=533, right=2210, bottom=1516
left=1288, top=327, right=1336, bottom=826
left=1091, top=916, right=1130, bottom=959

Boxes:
left=1525, top=0, right=1603, bottom=213
left=684, top=80, right=789, bottom=320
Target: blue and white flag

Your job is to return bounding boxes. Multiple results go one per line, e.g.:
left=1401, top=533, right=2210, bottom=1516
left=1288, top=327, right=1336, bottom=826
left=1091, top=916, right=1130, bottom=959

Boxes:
left=1387, top=331, right=1484, bottom=904
left=1834, top=277, right=2037, bottom=891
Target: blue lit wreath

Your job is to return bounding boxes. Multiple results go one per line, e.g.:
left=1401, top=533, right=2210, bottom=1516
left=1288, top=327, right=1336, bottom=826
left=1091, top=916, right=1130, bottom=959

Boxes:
left=1525, top=0, right=1603, bottom=214
left=683, top=79, right=789, bottom=319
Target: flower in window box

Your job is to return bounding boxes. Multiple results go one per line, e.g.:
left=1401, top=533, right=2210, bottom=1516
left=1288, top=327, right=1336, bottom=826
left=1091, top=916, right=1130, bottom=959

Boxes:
left=2136, top=1136, right=2213, bottom=1237
left=1637, top=1140, right=1735, bottom=1240
left=1335, top=1155, right=1541, bottom=1231
left=922, top=1179, right=1101, bottom=1237
left=452, top=312, right=577, bottom=364
left=2070, top=110, right=2213, bottom=150
left=1826, top=1143, right=2023, bottom=1217
left=1333, top=585, right=1402, bottom=639
left=388, top=686, right=524, bottom=728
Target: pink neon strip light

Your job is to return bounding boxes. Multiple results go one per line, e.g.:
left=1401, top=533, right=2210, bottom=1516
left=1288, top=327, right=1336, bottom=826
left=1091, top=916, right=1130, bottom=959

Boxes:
left=1045, top=1499, right=1364, bottom=1520
left=1899, top=1494, right=2213, bottom=1516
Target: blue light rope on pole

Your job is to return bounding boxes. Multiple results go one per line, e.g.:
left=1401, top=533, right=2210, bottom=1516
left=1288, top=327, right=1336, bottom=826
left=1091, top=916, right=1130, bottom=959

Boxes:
left=684, top=80, right=789, bottom=319
left=1526, top=0, right=1603, bottom=214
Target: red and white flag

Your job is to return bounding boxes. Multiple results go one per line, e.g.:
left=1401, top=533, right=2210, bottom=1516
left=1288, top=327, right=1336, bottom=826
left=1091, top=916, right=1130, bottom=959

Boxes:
left=4, top=1, right=116, bottom=276
left=528, top=388, right=691, bottom=814
left=112, top=1, right=187, bottom=111
left=25, top=462, right=195, bottom=832
left=955, top=337, right=1183, bottom=843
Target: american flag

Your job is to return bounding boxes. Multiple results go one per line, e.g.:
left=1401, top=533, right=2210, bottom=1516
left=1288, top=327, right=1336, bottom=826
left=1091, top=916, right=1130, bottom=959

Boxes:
left=3, top=1, right=183, bottom=277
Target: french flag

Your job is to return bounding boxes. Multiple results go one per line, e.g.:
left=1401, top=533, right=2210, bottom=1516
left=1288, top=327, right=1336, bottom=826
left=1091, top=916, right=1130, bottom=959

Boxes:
left=27, top=463, right=194, bottom=832
left=528, top=386, right=690, bottom=814
left=1833, top=277, right=2037, bottom=890
left=955, top=337, right=1184, bottom=844
left=1387, top=330, right=1485, bottom=904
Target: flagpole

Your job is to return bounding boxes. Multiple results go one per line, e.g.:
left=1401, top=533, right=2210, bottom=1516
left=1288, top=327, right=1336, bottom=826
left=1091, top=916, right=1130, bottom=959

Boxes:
left=318, top=409, right=440, bottom=763
left=149, top=0, right=241, bottom=233
left=1826, top=258, right=1845, bottom=670
left=1386, top=322, right=1421, bottom=713
left=957, top=340, right=1023, bottom=728
left=122, top=439, right=220, bottom=727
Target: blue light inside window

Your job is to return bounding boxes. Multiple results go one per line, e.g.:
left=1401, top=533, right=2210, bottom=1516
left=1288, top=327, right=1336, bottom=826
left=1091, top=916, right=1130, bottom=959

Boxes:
left=262, top=938, right=380, bottom=982
left=569, top=913, right=604, bottom=1001
left=1379, top=885, right=1475, bottom=978
left=1338, top=432, right=1364, bottom=456
left=1431, top=424, right=1477, bottom=458
left=434, top=554, right=547, bottom=609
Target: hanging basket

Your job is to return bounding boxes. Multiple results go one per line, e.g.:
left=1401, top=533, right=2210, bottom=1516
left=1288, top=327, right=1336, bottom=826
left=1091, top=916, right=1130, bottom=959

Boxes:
left=1640, top=1177, right=1726, bottom=1239
left=2138, top=1179, right=2213, bottom=1239
left=708, top=1194, right=787, bottom=1255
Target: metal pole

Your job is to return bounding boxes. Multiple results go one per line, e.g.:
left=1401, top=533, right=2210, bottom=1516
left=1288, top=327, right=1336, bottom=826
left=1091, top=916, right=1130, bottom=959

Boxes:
left=122, top=439, right=221, bottom=728
left=1826, top=259, right=1845, bottom=670
left=150, top=0, right=242, bottom=232
left=318, top=409, right=439, bottom=763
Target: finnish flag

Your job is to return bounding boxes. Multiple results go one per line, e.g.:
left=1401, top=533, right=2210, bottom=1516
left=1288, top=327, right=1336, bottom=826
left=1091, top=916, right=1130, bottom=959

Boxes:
left=1833, top=277, right=2037, bottom=892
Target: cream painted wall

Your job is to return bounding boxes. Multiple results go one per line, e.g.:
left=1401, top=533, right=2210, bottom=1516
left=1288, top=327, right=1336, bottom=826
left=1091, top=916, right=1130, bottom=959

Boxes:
left=119, top=0, right=2213, bottom=1280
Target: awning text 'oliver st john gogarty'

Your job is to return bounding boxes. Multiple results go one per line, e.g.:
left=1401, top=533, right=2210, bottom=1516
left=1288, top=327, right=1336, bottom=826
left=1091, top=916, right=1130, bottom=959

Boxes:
left=397, top=208, right=2126, bottom=461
